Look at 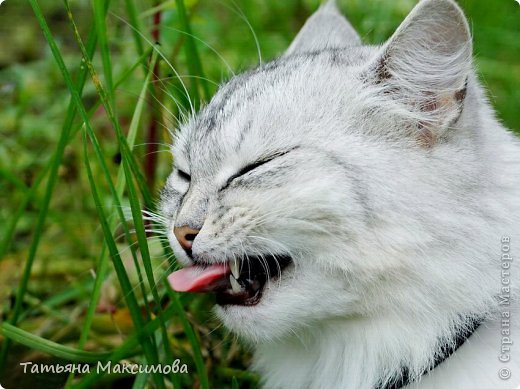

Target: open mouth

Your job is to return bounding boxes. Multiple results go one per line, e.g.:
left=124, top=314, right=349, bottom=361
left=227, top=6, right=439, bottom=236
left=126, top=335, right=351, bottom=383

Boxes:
left=168, top=255, right=292, bottom=306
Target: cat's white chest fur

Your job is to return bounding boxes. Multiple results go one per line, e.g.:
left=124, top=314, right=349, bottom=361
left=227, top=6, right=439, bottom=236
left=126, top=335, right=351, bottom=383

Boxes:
left=415, top=312, right=520, bottom=389
left=254, top=303, right=520, bottom=389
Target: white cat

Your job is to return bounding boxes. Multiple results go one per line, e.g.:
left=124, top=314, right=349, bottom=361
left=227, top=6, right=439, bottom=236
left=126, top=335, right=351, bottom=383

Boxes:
left=161, top=0, right=520, bottom=388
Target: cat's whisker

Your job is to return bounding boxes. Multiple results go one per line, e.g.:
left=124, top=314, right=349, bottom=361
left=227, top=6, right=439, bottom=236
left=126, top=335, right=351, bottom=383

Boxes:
left=222, top=0, right=262, bottom=64
left=141, top=209, right=169, bottom=227
left=156, top=84, right=191, bottom=125
left=139, top=219, right=167, bottom=228
left=142, top=149, right=174, bottom=158
left=133, top=142, right=171, bottom=149
left=115, top=252, right=179, bottom=307
left=114, top=82, right=183, bottom=127
left=110, top=12, right=196, bottom=115
left=155, top=74, right=221, bottom=88
left=206, top=320, right=225, bottom=339
left=246, top=236, right=289, bottom=288
left=141, top=213, right=169, bottom=226
left=156, top=120, right=178, bottom=141
left=159, top=27, right=235, bottom=77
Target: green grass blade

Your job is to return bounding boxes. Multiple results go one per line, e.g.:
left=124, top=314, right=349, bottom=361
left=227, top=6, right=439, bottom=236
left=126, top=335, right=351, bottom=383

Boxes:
left=25, top=1, right=164, bottom=387
left=82, top=133, right=164, bottom=389
left=124, top=0, right=145, bottom=58
left=175, top=0, right=211, bottom=104
left=119, top=51, right=180, bottom=385
left=0, top=162, right=49, bottom=258
left=71, top=303, right=177, bottom=389
left=25, top=278, right=94, bottom=318
left=216, top=367, right=260, bottom=384
left=0, top=1, right=102, bottom=370
left=66, top=0, right=155, bottom=210
left=0, top=167, right=28, bottom=192
left=65, top=0, right=159, bottom=329
left=0, top=323, right=112, bottom=363
left=132, top=372, right=149, bottom=389
left=92, top=0, right=114, bottom=104
left=1, top=30, right=149, bottom=264
left=64, top=0, right=152, bottom=320
left=62, top=20, right=172, bottom=386
left=167, top=284, right=210, bottom=389
left=122, top=159, right=181, bottom=388
left=22, top=294, right=75, bottom=324
left=65, top=49, right=160, bottom=388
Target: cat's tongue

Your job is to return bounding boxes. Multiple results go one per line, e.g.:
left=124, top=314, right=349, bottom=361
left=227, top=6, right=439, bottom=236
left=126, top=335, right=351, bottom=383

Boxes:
left=168, top=263, right=229, bottom=293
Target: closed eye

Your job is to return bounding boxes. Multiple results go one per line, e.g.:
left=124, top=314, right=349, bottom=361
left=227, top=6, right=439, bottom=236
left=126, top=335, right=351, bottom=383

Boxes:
left=221, top=148, right=296, bottom=190
left=177, top=169, right=191, bottom=181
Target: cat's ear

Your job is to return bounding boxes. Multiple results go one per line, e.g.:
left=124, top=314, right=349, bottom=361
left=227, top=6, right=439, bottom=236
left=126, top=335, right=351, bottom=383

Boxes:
left=285, top=1, right=361, bottom=56
left=366, top=0, right=472, bottom=145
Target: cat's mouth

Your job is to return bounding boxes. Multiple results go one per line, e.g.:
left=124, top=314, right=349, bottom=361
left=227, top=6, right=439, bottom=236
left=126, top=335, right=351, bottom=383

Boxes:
left=168, top=255, right=292, bottom=306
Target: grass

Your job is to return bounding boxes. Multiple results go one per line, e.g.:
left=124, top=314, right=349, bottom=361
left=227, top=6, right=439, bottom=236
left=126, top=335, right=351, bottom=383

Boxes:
left=0, top=0, right=518, bottom=388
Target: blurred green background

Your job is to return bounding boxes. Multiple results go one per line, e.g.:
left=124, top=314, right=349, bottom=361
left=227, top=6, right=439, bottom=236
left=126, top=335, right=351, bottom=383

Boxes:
left=0, top=0, right=518, bottom=388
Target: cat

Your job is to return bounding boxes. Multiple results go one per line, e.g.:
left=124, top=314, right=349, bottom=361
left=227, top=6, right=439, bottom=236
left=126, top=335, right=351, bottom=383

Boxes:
left=160, top=0, right=520, bottom=388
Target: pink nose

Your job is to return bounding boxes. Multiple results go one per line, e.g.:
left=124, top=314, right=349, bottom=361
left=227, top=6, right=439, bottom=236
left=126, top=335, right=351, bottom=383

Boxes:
left=174, top=226, right=200, bottom=255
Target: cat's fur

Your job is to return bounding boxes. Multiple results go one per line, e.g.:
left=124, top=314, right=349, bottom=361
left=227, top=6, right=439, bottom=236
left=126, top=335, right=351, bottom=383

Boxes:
left=160, top=0, right=520, bottom=387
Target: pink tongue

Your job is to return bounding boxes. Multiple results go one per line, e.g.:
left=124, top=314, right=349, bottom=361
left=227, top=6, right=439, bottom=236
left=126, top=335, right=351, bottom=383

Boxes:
left=168, top=264, right=229, bottom=293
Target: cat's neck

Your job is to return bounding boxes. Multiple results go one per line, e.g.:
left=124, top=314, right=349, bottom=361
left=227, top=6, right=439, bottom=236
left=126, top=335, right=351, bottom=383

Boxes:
left=252, top=311, right=490, bottom=389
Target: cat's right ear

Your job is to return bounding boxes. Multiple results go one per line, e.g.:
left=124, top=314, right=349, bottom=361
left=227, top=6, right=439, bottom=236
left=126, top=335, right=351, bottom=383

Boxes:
left=285, top=0, right=361, bottom=56
left=365, top=0, right=472, bottom=145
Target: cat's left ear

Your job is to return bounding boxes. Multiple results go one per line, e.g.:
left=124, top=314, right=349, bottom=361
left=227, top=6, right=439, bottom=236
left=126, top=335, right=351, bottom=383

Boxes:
left=285, top=1, right=361, bottom=56
left=366, top=0, right=472, bottom=145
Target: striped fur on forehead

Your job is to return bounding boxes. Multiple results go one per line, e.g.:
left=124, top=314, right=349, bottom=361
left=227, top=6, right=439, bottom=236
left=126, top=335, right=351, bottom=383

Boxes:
left=174, top=46, right=378, bottom=172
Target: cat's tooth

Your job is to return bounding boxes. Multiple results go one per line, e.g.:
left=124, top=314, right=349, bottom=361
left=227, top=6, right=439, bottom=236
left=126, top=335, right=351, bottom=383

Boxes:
left=230, top=275, right=242, bottom=293
left=229, top=260, right=240, bottom=280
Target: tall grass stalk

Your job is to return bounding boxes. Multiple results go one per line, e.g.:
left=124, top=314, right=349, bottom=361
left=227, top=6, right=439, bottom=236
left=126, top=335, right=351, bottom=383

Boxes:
left=175, top=0, right=211, bottom=105
left=0, top=0, right=108, bottom=370
left=18, top=1, right=165, bottom=387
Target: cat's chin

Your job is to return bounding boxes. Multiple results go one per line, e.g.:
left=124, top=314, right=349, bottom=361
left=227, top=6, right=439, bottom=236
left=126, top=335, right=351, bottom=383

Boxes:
left=213, top=292, right=284, bottom=342
left=213, top=264, right=299, bottom=341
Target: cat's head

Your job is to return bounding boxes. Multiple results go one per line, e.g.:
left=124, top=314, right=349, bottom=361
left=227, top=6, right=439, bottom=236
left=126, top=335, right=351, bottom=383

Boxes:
left=161, top=0, right=475, bottom=342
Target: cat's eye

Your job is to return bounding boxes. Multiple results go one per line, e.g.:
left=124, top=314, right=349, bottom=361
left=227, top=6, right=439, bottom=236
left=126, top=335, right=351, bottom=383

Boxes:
left=221, top=155, right=282, bottom=190
left=219, top=148, right=297, bottom=191
left=177, top=169, right=191, bottom=182
left=234, top=160, right=271, bottom=180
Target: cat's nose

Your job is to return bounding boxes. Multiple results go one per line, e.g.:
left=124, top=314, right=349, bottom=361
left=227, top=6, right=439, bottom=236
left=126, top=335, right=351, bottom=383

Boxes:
left=174, top=225, right=200, bottom=257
